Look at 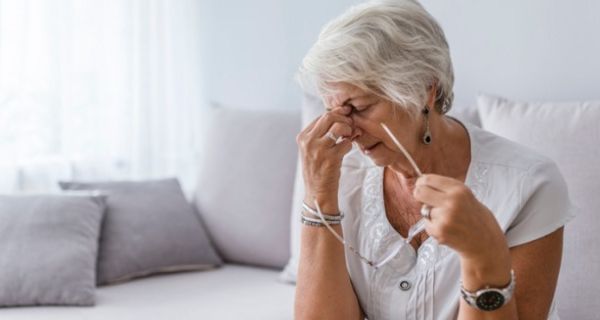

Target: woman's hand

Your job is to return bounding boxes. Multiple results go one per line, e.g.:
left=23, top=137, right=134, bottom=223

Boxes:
left=297, top=105, right=355, bottom=208
left=412, top=174, right=510, bottom=263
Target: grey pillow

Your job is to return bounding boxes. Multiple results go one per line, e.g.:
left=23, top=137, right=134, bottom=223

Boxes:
left=0, top=194, right=106, bottom=306
left=59, top=178, right=222, bottom=285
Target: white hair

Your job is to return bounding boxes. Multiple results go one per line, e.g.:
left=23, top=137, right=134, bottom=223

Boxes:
left=298, top=0, right=454, bottom=116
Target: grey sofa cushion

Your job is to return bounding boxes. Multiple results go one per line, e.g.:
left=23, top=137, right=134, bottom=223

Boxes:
left=0, top=265, right=294, bottom=320
left=59, top=178, right=222, bottom=285
left=193, top=107, right=300, bottom=268
left=0, top=194, right=106, bottom=306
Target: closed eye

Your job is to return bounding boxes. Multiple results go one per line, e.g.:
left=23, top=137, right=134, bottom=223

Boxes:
left=352, top=104, right=371, bottom=112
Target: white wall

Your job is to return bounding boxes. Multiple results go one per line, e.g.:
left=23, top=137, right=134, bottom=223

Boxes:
left=199, top=0, right=362, bottom=110
left=420, top=0, right=600, bottom=108
left=200, top=0, right=600, bottom=110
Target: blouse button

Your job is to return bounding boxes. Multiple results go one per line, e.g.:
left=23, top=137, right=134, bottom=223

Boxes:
left=399, top=280, right=412, bottom=291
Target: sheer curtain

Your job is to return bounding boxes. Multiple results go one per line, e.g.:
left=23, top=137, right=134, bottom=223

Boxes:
left=0, top=0, right=204, bottom=194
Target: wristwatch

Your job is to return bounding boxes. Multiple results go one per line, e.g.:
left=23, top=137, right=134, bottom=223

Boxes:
left=460, top=269, right=515, bottom=311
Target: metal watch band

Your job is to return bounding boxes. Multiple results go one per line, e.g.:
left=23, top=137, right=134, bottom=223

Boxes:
left=460, top=269, right=516, bottom=312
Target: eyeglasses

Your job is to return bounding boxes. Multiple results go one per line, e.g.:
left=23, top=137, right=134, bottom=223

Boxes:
left=312, top=122, right=430, bottom=271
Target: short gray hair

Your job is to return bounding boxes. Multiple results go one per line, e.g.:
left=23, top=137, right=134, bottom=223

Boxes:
left=298, top=0, right=454, bottom=116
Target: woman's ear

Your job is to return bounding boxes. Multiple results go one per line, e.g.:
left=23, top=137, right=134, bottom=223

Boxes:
left=426, top=82, right=438, bottom=109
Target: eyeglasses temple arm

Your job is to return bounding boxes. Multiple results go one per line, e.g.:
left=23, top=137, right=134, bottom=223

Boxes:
left=380, top=123, right=423, bottom=177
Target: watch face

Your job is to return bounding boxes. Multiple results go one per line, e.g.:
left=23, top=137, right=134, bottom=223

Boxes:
left=475, top=291, right=505, bottom=311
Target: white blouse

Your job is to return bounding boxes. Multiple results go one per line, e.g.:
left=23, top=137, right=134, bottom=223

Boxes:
left=338, top=121, right=574, bottom=320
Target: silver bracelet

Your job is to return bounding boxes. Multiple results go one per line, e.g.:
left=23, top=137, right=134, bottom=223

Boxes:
left=301, top=214, right=341, bottom=226
left=300, top=216, right=326, bottom=227
left=302, top=202, right=344, bottom=221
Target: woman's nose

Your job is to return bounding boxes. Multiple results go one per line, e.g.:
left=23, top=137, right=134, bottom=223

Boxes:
left=351, top=127, right=363, bottom=140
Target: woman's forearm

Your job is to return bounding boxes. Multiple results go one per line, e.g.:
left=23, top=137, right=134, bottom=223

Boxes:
left=294, top=199, right=362, bottom=320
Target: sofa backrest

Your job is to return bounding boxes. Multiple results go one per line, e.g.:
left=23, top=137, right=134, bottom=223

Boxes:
left=193, top=107, right=300, bottom=269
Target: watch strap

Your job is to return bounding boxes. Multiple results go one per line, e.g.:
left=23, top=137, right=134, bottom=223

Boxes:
left=460, top=269, right=516, bottom=311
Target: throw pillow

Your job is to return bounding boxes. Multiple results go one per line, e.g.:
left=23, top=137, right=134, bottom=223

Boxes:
left=59, top=178, right=222, bottom=285
left=0, top=194, right=106, bottom=306
left=193, top=107, right=300, bottom=268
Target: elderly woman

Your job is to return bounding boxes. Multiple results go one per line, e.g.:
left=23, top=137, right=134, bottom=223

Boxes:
left=294, top=1, right=573, bottom=320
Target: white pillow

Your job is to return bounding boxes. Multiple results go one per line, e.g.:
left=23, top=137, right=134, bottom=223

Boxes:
left=477, top=94, right=600, bottom=319
left=446, top=102, right=481, bottom=127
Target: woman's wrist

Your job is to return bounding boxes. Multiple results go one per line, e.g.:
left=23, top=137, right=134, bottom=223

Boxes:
left=459, top=246, right=512, bottom=291
left=455, top=209, right=513, bottom=290
left=304, top=191, right=340, bottom=216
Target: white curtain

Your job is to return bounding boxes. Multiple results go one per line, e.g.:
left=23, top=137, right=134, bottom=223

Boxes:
left=0, top=0, right=205, bottom=194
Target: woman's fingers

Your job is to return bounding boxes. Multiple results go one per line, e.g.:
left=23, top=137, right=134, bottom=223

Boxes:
left=322, top=122, right=353, bottom=144
left=302, top=115, right=321, bottom=133
left=298, top=106, right=355, bottom=151
left=415, top=174, right=461, bottom=193
left=309, top=107, right=353, bottom=137
left=302, top=103, right=348, bottom=133
left=413, top=184, right=447, bottom=208
left=332, top=135, right=353, bottom=155
left=299, top=106, right=349, bottom=141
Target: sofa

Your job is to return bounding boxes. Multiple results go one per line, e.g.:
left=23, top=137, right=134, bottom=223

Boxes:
left=0, top=107, right=300, bottom=320
left=1, top=93, right=598, bottom=320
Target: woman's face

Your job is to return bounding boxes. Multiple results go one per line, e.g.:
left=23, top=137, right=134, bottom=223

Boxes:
left=324, top=83, right=423, bottom=170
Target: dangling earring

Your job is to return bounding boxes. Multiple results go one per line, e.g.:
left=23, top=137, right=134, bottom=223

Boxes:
left=422, top=106, right=432, bottom=145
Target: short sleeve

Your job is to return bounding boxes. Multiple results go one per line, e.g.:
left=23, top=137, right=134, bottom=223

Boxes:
left=505, top=160, right=576, bottom=247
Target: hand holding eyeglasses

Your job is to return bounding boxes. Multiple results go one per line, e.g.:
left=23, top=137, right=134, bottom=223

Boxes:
left=412, top=173, right=508, bottom=261
left=382, top=122, right=508, bottom=264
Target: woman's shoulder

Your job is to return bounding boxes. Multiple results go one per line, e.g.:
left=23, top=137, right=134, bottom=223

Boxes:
left=466, top=124, right=574, bottom=246
left=468, top=123, right=556, bottom=174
